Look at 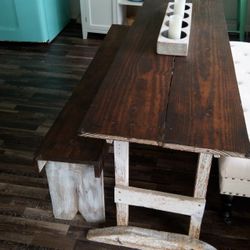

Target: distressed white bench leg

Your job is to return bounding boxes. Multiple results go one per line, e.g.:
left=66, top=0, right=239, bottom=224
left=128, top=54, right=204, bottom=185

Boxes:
left=114, top=141, right=129, bottom=226
left=45, top=161, right=105, bottom=223
left=78, top=166, right=105, bottom=223
left=189, top=153, right=213, bottom=238
left=45, top=162, right=78, bottom=220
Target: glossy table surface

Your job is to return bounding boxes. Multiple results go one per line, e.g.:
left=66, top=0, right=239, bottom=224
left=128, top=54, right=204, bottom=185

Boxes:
left=79, top=0, right=249, bottom=158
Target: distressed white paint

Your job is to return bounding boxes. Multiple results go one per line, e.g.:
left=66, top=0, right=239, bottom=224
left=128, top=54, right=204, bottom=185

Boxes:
left=45, top=161, right=105, bottom=223
left=82, top=132, right=241, bottom=157
left=115, top=185, right=205, bottom=216
left=37, top=160, right=47, bottom=172
left=189, top=153, right=213, bottom=238
left=114, top=141, right=129, bottom=226
left=193, top=153, right=213, bottom=198
left=189, top=214, right=203, bottom=240
left=87, top=226, right=217, bottom=250
left=78, top=170, right=105, bottom=223
left=106, top=139, right=113, bottom=144
left=45, top=162, right=78, bottom=220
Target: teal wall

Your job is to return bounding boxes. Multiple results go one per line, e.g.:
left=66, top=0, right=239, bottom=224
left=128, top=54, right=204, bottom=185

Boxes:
left=44, top=0, right=70, bottom=40
left=0, top=0, right=70, bottom=42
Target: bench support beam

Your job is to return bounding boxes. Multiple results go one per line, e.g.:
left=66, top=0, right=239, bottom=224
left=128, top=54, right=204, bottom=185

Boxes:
left=115, top=185, right=205, bottom=216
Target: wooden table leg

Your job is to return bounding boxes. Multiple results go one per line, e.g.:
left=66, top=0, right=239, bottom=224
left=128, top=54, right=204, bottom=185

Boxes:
left=189, top=153, right=213, bottom=238
left=45, top=161, right=105, bottom=223
left=114, top=141, right=129, bottom=226
left=87, top=149, right=216, bottom=249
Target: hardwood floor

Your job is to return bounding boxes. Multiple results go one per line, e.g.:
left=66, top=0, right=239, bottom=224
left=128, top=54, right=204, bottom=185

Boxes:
left=0, top=22, right=250, bottom=250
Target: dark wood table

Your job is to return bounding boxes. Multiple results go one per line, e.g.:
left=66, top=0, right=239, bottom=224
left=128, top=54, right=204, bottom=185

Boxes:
left=79, top=0, right=249, bottom=249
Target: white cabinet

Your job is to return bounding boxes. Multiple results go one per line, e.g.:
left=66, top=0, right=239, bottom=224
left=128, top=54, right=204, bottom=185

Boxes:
left=80, top=0, right=121, bottom=39
left=80, top=0, right=143, bottom=39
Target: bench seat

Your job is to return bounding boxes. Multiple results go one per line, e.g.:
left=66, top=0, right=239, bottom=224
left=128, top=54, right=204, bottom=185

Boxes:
left=35, top=25, right=129, bottom=222
left=219, top=42, right=250, bottom=198
left=219, top=42, right=250, bottom=223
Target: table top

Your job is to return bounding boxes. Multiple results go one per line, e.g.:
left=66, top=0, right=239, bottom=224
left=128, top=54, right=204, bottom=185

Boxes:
left=79, top=0, right=250, bottom=158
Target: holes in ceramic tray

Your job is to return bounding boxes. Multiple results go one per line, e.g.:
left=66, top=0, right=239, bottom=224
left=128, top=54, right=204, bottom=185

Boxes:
left=181, top=20, right=188, bottom=28
left=169, top=4, right=190, bottom=11
left=167, top=11, right=174, bottom=17
left=169, top=3, right=174, bottom=10
left=165, top=20, right=188, bottom=28
left=167, top=11, right=189, bottom=19
left=161, top=30, right=187, bottom=40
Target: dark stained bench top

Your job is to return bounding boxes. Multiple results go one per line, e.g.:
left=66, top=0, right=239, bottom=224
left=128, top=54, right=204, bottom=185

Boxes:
left=79, top=0, right=249, bottom=158
left=35, top=25, right=129, bottom=176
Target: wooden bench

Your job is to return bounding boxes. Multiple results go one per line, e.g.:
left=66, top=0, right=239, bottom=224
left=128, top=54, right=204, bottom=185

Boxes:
left=35, top=25, right=129, bottom=222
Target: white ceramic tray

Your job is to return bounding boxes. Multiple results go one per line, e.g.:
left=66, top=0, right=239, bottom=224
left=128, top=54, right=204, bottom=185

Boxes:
left=157, top=2, right=192, bottom=56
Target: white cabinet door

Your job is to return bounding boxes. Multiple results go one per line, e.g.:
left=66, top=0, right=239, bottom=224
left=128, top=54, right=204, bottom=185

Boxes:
left=86, top=0, right=113, bottom=31
left=81, top=0, right=117, bottom=39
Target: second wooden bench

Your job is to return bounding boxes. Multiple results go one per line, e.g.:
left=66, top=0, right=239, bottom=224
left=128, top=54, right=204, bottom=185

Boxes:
left=35, top=25, right=129, bottom=223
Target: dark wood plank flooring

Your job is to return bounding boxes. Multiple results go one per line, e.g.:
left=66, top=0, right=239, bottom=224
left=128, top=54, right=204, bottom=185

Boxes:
left=0, top=22, right=250, bottom=250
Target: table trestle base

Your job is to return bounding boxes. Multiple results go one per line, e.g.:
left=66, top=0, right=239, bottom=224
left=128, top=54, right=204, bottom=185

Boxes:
left=115, top=185, right=206, bottom=216
left=87, top=226, right=217, bottom=250
left=113, top=141, right=213, bottom=238
left=189, top=153, right=213, bottom=238
left=114, top=141, right=129, bottom=226
left=86, top=141, right=214, bottom=248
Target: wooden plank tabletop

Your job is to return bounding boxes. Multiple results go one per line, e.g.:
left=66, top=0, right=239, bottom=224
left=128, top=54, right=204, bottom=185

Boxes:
left=163, top=0, right=249, bottom=156
left=80, top=0, right=173, bottom=144
left=80, top=0, right=249, bottom=158
left=35, top=25, right=129, bottom=167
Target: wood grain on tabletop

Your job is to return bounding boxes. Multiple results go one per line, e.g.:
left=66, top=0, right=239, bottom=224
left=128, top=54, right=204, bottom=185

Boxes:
left=80, top=0, right=174, bottom=145
left=36, top=25, right=129, bottom=171
left=164, top=0, right=249, bottom=157
left=80, top=0, right=249, bottom=157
